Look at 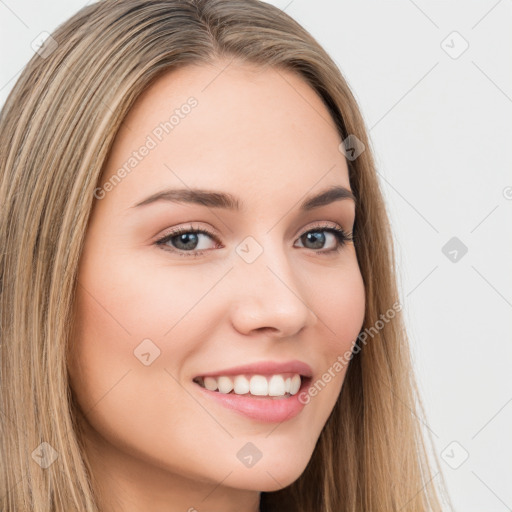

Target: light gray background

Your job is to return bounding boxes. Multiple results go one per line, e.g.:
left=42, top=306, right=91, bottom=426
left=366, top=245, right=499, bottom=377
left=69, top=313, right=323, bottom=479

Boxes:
left=1, top=1, right=511, bottom=510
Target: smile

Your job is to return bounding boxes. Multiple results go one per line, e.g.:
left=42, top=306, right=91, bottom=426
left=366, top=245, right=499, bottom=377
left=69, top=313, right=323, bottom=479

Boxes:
left=193, top=372, right=303, bottom=398
left=193, top=373, right=313, bottom=423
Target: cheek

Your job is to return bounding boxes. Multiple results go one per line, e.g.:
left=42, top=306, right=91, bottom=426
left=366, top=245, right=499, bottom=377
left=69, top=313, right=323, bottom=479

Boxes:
left=67, top=249, right=220, bottom=415
left=312, top=258, right=366, bottom=350
left=307, top=258, right=365, bottom=387
left=68, top=258, right=207, bottom=471
left=67, top=282, right=134, bottom=416
left=73, top=249, right=212, bottom=344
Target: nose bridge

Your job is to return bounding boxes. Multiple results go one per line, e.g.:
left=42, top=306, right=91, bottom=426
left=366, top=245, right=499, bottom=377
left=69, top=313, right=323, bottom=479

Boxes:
left=228, top=233, right=316, bottom=336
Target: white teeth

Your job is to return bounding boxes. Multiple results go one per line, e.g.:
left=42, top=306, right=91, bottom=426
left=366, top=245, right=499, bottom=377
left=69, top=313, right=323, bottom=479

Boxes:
left=217, top=376, right=234, bottom=394
left=250, top=375, right=268, bottom=396
left=203, top=377, right=218, bottom=391
left=196, top=373, right=304, bottom=397
left=268, top=375, right=285, bottom=396
left=289, top=374, right=301, bottom=395
left=233, top=375, right=250, bottom=395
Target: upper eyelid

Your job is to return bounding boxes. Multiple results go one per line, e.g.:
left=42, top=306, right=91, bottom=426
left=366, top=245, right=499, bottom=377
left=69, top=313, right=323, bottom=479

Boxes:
left=158, top=220, right=348, bottom=238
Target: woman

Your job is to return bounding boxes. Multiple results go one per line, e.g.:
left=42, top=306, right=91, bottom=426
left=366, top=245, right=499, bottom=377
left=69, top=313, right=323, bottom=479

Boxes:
left=0, top=0, right=451, bottom=510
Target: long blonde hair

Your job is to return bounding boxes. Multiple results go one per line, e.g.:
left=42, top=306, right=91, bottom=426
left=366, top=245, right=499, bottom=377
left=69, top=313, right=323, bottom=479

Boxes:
left=0, top=0, right=451, bottom=510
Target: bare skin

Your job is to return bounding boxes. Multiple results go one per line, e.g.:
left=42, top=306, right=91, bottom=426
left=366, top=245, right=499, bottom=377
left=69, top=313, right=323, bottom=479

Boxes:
left=68, top=59, right=366, bottom=512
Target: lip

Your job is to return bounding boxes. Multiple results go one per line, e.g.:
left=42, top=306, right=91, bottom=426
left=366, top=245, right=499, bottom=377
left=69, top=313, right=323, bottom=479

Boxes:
left=193, top=375, right=313, bottom=423
left=193, top=359, right=313, bottom=379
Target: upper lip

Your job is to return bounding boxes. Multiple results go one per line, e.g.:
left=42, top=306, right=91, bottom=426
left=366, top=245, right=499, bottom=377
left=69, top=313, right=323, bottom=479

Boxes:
left=194, top=360, right=313, bottom=379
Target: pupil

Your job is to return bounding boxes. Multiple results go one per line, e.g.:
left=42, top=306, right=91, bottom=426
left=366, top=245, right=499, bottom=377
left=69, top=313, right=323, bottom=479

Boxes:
left=305, top=231, right=325, bottom=249
left=175, top=233, right=198, bottom=250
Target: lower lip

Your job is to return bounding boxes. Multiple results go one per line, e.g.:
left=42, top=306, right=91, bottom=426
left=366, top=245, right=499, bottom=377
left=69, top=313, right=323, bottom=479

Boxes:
left=193, top=377, right=312, bottom=423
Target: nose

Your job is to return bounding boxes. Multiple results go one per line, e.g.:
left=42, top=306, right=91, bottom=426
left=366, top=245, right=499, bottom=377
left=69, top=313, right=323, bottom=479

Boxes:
left=228, top=240, right=317, bottom=338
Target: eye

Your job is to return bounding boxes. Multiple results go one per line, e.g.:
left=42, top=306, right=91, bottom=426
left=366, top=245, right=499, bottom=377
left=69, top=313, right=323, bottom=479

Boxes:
left=294, top=223, right=353, bottom=254
left=155, top=224, right=220, bottom=257
left=155, top=222, right=354, bottom=257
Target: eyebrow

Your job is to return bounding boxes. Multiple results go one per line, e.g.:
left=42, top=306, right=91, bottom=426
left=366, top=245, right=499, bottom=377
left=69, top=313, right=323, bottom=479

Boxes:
left=130, top=185, right=356, bottom=212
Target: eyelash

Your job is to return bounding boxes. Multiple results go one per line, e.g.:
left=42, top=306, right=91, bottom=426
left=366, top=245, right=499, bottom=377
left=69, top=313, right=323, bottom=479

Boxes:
left=155, top=222, right=354, bottom=258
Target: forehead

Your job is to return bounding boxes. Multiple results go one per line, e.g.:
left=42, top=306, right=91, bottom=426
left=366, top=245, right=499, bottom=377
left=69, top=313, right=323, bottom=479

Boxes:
left=100, top=60, right=351, bottom=211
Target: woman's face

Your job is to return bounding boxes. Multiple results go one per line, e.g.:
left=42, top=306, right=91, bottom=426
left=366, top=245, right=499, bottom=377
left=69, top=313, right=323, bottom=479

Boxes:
left=69, top=60, right=365, bottom=510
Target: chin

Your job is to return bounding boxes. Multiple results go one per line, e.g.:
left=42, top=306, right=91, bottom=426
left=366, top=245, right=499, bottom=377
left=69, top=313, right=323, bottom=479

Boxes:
left=227, top=457, right=310, bottom=492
